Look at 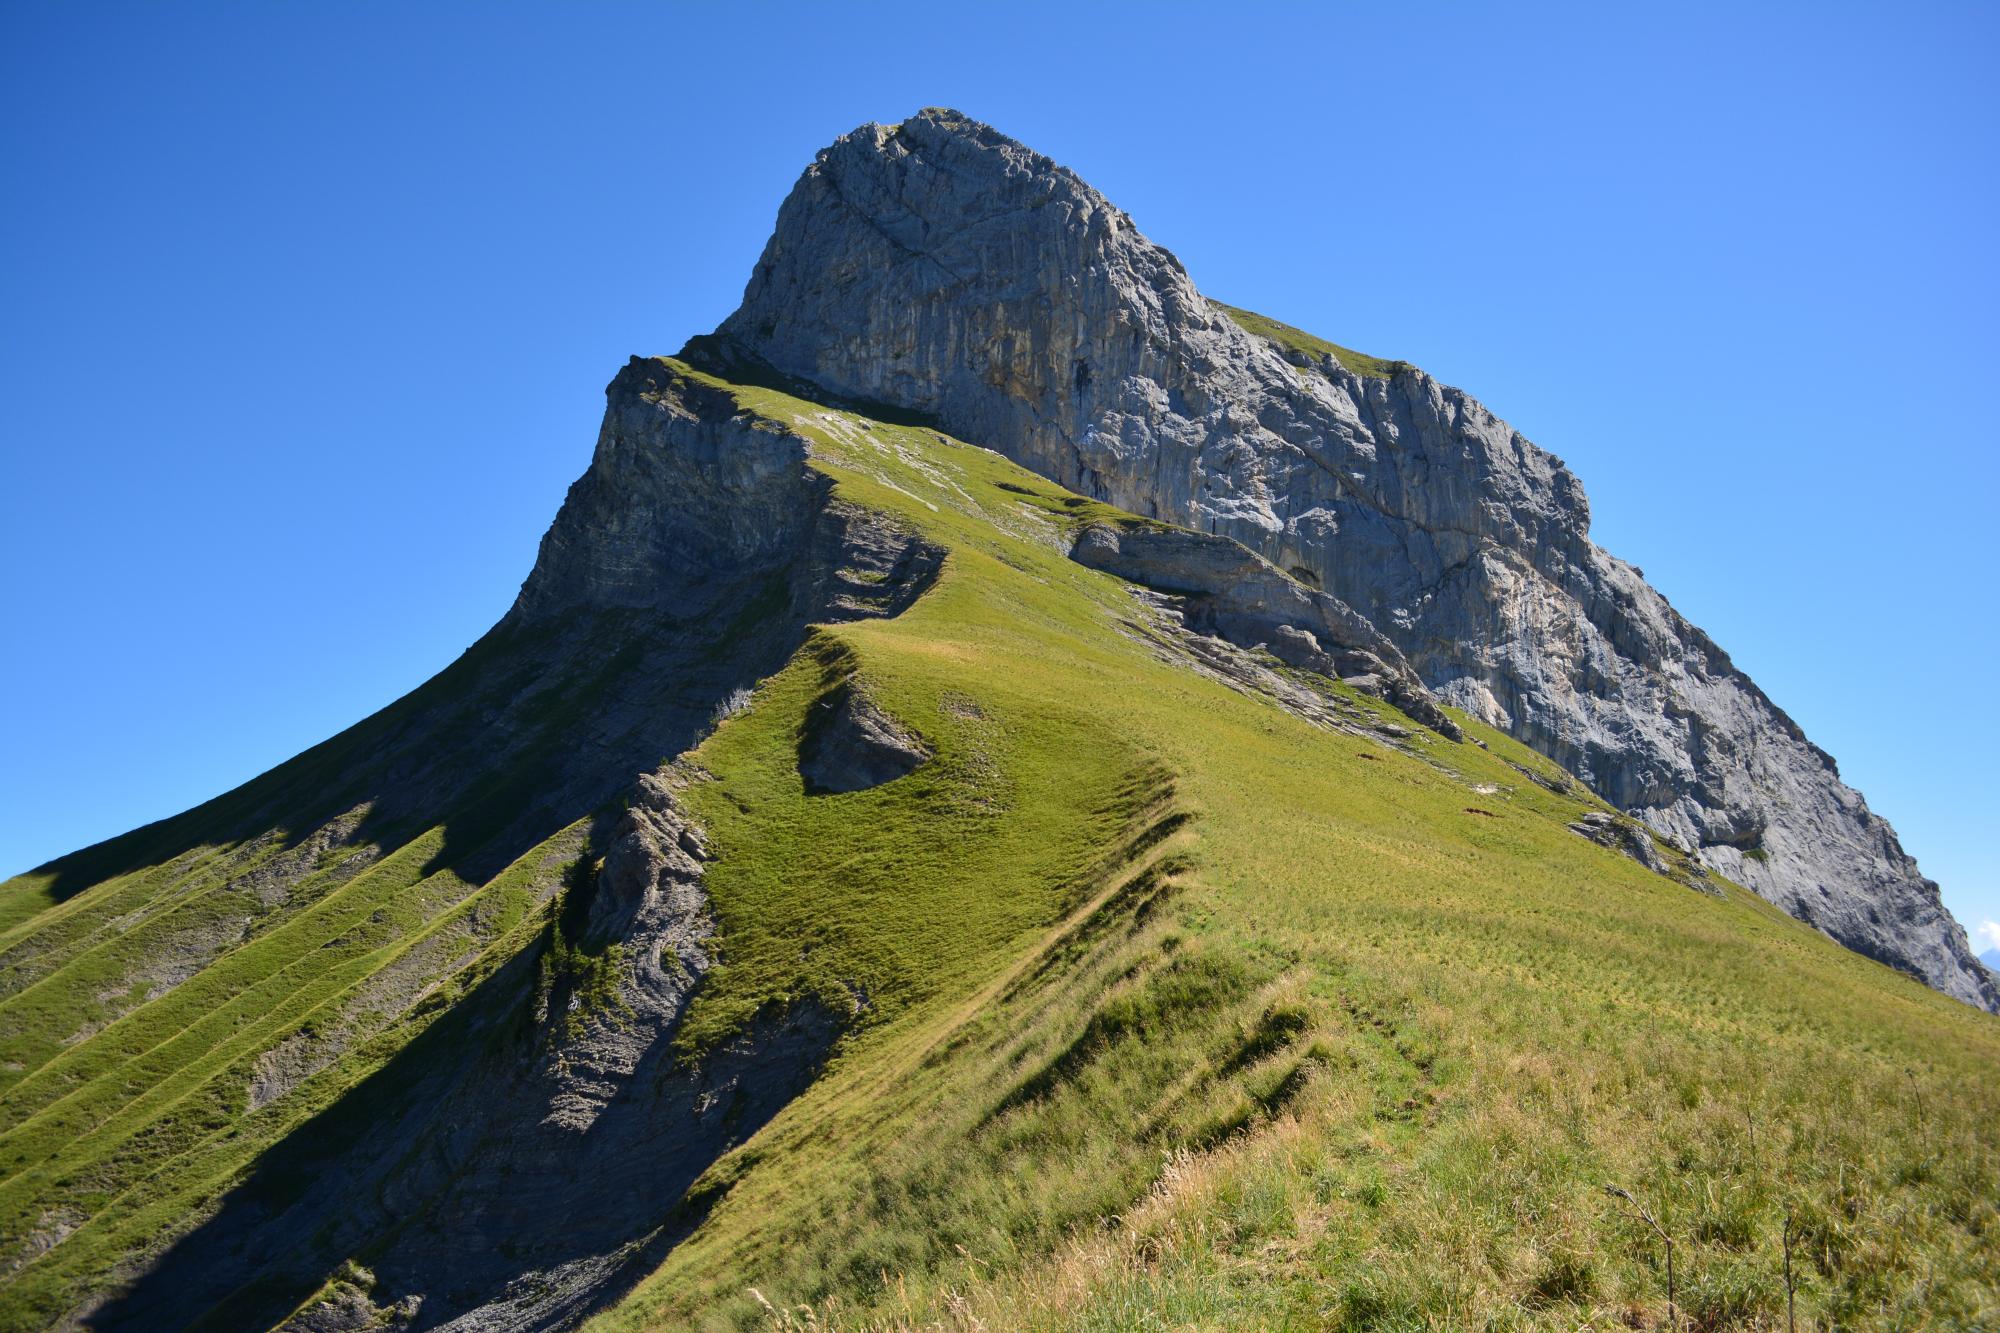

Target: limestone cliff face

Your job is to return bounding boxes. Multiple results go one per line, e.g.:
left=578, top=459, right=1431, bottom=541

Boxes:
left=711, top=107, right=1996, bottom=1012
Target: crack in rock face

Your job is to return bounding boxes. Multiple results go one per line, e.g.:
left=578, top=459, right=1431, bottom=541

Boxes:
left=705, top=106, right=1996, bottom=1013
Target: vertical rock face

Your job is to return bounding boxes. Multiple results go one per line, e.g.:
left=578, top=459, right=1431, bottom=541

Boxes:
left=711, top=107, right=1996, bottom=1012
left=511, top=360, right=828, bottom=620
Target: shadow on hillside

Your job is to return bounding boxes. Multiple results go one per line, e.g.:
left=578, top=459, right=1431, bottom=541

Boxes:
left=29, top=574, right=797, bottom=910
left=678, top=333, right=946, bottom=432
left=78, top=574, right=857, bottom=1328
left=89, top=915, right=838, bottom=1332
left=33, top=391, right=950, bottom=1330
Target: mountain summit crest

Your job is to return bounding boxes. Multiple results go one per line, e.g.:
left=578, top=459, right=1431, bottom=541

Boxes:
left=705, top=106, right=1995, bottom=1011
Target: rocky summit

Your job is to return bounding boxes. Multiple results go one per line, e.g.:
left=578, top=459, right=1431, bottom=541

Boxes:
left=711, top=108, right=1995, bottom=1013
left=2, top=109, right=1995, bottom=1333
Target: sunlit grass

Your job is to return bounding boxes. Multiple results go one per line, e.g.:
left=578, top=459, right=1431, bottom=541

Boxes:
left=1213, top=302, right=1408, bottom=380
left=593, top=369, right=2000, bottom=1331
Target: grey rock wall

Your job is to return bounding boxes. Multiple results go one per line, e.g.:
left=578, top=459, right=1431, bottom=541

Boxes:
left=1067, top=520, right=1459, bottom=740
left=710, top=107, right=1996, bottom=1012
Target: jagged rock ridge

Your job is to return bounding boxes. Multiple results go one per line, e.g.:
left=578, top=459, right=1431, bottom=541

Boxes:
left=705, top=107, right=1996, bottom=1012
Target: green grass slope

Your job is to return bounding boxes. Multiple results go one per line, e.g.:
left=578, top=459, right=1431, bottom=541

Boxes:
left=0, top=578, right=794, bottom=1323
left=1, top=361, right=1994, bottom=1331
left=1214, top=303, right=1408, bottom=380
left=594, top=370, right=2000, bottom=1330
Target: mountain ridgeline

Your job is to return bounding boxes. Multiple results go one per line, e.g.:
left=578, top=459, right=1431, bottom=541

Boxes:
left=2, top=110, right=1995, bottom=1331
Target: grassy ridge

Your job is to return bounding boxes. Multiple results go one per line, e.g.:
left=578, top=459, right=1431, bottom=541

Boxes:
left=0, top=598, right=713, bottom=1324
left=0, top=823, right=580, bottom=1328
left=594, top=373, right=1999, bottom=1330
left=1214, top=302, right=1408, bottom=380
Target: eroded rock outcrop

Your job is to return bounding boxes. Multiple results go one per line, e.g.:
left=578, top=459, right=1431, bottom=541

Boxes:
left=1569, top=809, right=1716, bottom=896
left=1069, top=521, right=1460, bottom=740
left=799, top=685, right=931, bottom=795
left=705, top=107, right=1996, bottom=1011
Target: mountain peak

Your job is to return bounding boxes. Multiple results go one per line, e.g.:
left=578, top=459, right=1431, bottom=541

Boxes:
left=8, top=102, right=1997, bottom=1331
left=716, top=112, right=1996, bottom=1013
left=859, top=106, right=1067, bottom=173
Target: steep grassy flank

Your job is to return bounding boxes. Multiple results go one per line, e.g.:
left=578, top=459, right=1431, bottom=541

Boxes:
left=1215, top=302, right=1407, bottom=380
left=0, top=823, right=583, bottom=1328
left=0, top=588, right=802, bottom=1325
left=591, top=370, right=1999, bottom=1331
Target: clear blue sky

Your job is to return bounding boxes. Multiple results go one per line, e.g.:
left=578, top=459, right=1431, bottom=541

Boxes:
left=4, top=3, right=1997, bottom=948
